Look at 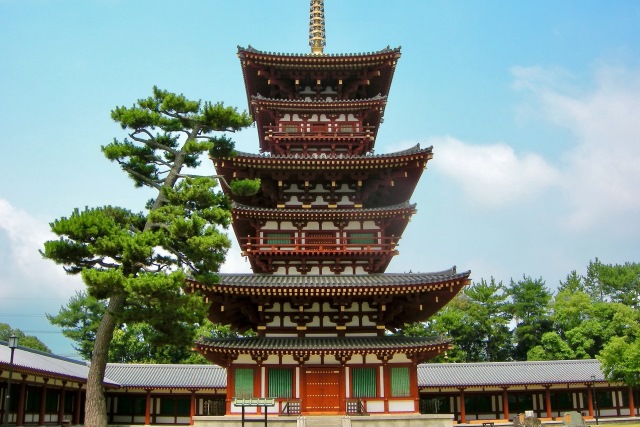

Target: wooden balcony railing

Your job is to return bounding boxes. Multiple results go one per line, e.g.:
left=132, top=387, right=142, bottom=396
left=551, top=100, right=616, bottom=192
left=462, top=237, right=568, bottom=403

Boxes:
left=240, top=236, right=397, bottom=253
left=264, top=123, right=375, bottom=138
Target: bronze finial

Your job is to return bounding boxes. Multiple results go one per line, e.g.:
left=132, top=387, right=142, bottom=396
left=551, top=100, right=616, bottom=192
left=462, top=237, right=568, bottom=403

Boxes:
left=309, top=0, right=326, bottom=55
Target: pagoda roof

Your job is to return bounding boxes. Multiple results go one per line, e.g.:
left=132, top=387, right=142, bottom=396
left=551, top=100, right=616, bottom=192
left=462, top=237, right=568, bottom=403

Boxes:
left=238, top=45, right=402, bottom=68
left=238, top=45, right=400, bottom=111
left=195, top=336, right=449, bottom=365
left=187, top=267, right=470, bottom=298
left=251, top=93, right=387, bottom=113
left=231, top=201, right=416, bottom=221
left=216, top=144, right=432, bottom=170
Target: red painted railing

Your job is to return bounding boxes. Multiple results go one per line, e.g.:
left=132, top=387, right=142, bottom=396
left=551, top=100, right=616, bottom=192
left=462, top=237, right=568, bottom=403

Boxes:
left=240, top=236, right=397, bottom=253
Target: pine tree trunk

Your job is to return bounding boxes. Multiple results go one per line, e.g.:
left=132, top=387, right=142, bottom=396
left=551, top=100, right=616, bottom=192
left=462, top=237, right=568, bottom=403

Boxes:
left=84, top=293, right=125, bottom=427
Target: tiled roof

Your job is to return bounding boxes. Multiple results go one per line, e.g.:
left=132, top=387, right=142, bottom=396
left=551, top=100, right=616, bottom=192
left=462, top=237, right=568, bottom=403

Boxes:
left=252, top=93, right=386, bottom=104
left=230, top=143, right=431, bottom=160
left=418, top=359, right=607, bottom=388
left=104, top=364, right=226, bottom=389
left=197, top=336, right=449, bottom=353
left=0, top=343, right=116, bottom=386
left=231, top=201, right=416, bottom=218
left=212, top=267, right=468, bottom=287
left=238, top=45, right=401, bottom=60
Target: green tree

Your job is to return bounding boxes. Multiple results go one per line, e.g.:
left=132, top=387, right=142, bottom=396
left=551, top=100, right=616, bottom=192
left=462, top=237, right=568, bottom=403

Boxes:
left=0, top=323, right=51, bottom=353
left=595, top=261, right=640, bottom=309
left=598, top=336, right=640, bottom=387
left=464, top=278, right=513, bottom=361
left=507, top=275, right=553, bottom=360
left=527, top=331, right=575, bottom=360
left=407, top=278, right=513, bottom=362
left=42, top=87, right=253, bottom=427
left=48, top=292, right=247, bottom=364
left=47, top=291, right=106, bottom=359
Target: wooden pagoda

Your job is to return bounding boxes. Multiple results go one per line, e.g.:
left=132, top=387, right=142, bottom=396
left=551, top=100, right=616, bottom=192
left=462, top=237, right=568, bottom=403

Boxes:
left=189, top=0, right=471, bottom=417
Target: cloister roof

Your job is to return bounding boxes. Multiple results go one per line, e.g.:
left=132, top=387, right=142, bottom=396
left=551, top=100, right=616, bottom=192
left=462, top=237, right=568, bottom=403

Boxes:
left=418, top=359, right=607, bottom=388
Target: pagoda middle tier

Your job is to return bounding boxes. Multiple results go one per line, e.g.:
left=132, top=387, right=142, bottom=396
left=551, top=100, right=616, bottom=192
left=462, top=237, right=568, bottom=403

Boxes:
left=213, top=145, right=431, bottom=274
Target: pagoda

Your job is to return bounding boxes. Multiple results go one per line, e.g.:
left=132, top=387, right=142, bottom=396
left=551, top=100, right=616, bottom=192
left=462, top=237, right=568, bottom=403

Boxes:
left=189, top=0, right=471, bottom=417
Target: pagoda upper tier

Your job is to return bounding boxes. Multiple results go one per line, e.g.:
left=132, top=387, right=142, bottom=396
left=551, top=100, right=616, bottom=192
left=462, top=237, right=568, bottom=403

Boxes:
left=238, top=46, right=401, bottom=154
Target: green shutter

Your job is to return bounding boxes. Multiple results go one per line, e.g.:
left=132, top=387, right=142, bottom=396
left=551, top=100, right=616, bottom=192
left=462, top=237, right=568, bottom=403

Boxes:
left=268, top=368, right=292, bottom=398
left=390, top=367, right=410, bottom=397
left=265, top=233, right=292, bottom=245
left=352, top=367, right=376, bottom=398
left=349, top=232, right=375, bottom=245
left=234, top=368, right=254, bottom=398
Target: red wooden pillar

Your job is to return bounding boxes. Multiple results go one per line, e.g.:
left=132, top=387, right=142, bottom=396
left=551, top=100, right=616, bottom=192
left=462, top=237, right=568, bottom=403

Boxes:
left=226, top=366, right=233, bottom=415
left=58, top=381, right=67, bottom=424
left=72, top=385, right=81, bottom=425
left=16, top=378, right=26, bottom=427
left=144, top=389, right=151, bottom=425
left=628, top=386, right=635, bottom=417
left=587, top=384, right=594, bottom=417
left=545, top=386, right=552, bottom=418
left=409, top=362, right=419, bottom=414
left=38, top=380, right=48, bottom=426
left=502, top=387, right=509, bottom=420
left=190, top=390, right=196, bottom=425
left=381, top=364, right=389, bottom=414
left=459, top=389, right=466, bottom=423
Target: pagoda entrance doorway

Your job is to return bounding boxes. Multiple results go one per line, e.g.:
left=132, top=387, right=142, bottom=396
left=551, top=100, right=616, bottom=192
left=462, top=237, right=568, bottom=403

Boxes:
left=303, top=367, right=342, bottom=413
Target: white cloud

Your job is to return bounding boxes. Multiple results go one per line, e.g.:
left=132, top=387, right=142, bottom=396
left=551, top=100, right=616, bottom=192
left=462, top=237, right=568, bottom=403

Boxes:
left=220, top=240, right=252, bottom=274
left=428, top=136, right=560, bottom=208
left=512, top=64, right=640, bottom=232
left=0, top=199, right=83, bottom=299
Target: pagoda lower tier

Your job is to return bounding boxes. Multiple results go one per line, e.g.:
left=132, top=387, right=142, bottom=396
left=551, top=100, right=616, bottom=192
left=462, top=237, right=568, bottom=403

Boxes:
left=188, top=268, right=470, bottom=416
left=186, top=268, right=471, bottom=335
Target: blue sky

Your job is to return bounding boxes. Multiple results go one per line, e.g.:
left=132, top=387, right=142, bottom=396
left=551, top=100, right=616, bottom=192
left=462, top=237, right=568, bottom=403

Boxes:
left=1, top=1, right=639, bottom=358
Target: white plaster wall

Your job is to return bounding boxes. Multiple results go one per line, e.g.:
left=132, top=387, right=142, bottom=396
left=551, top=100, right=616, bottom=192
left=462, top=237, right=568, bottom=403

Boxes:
left=389, top=354, right=411, bottom=363
left=389, top=400, right=415, bottom=412
left=307, top=355, right=322, bottom=364
left=349, top=354, right=364, bottom=365
left=344, top=317, right=360, bottom=327
left=236, top=355, right=255, bottom=364
left=366, top=400, right=385, bottom=413
left=365, top=354, right=380, bottom=364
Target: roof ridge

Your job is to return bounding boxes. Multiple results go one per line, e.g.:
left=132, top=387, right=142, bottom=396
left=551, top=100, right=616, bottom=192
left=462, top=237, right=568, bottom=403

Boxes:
left=238, top=45, right=401, bottom=57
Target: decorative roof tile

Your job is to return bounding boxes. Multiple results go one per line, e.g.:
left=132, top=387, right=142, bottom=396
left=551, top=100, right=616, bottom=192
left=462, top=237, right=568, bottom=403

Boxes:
left=206, top=268, right=469, bottom=288
left=238, top=45, right=401, bottom=60
left=197, top=336, right=449, bottom=353
left=231, top=201, right=416, bottom=218
left=229, top=144, right=431, bottom=160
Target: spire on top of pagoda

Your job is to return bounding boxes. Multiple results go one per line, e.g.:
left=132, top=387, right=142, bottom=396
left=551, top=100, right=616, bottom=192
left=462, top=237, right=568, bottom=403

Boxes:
left=309, top=0, right=326, bottom=55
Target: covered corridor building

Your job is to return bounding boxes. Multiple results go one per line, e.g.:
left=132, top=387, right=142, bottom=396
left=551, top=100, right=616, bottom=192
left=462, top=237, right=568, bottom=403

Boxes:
left=2, top=343, right=638, bottom=425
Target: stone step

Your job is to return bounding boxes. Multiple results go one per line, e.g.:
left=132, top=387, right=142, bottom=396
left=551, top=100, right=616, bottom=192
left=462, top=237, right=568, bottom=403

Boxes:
left=304, top=415, right=345, bottom=427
